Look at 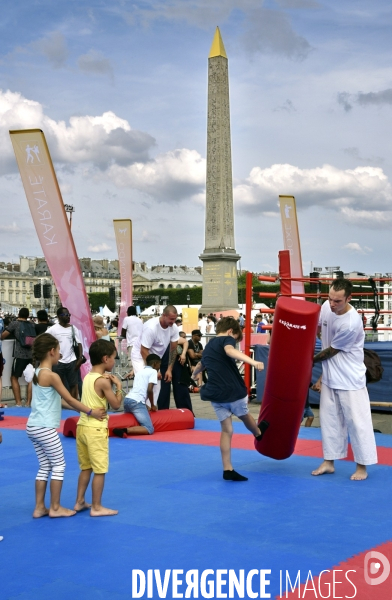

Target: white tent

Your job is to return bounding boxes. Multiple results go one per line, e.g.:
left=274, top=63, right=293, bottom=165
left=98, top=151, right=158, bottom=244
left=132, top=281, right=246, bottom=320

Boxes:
left=102, top=304, right=116, bottom=318
left=140, top=305, right=159, bottom=316
left=139, top=304, right=201, bottom=317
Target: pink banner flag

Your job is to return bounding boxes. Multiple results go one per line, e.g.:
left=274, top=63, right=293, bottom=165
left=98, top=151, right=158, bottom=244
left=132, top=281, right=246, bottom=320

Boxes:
left=113, top=219, right=133, bottom=331
left=279, top=195, right=305, bottom=298
left=9, top=129, right=95, bottom=375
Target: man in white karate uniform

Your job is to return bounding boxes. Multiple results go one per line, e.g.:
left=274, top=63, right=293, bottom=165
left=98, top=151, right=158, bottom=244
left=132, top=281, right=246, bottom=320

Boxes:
left=311, top=278, right=377, bottom=481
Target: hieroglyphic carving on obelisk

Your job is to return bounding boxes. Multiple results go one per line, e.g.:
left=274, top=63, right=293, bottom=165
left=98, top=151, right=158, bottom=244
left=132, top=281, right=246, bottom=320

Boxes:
left=199, top=27, right=240, bottom=313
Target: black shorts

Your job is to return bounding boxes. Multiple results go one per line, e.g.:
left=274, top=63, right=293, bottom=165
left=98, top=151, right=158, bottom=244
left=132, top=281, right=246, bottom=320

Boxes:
left=53, top=360, right=78, bottom=391
left=0, top=352, right=4, bottom=377
left=11, top=358, right=32, bottom=379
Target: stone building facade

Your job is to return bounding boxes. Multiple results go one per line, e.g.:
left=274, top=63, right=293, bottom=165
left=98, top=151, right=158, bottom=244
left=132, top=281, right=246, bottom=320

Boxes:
left=0, top=257, right=202, bottom=313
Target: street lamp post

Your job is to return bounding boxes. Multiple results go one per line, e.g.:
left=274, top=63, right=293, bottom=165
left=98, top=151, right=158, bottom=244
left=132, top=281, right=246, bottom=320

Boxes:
left=64, top=204, right=75, bottom=229
left=187, top=294, right=190, bottom=308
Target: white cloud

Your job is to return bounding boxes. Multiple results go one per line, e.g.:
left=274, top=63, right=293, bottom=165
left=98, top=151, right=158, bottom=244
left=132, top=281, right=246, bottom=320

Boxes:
left=107, top=148, right=206, bottom=202
left=340, top=208, right=392, bottom=230
left=357, top=89, right=392, bottom=107
left=77, top=50, right=113, bottom=77
left=273, top=99, right=297, bottom=113
left=342, top=242, right=373, bottom=254
left=0, top=89, right=155, bottom=174
left=0, top=221, right=21, bottom=233
left=240, top=8, right=312, bottom=60
left=138, top=230, right=157, bottom=243
left=234, top=163, right=392, bottom=224
left=88, top=243, right=112, bottom=253
left=31, top=31, right=69, bottom=69
left=274, top=0, right=319, bottom=6
left=124, top=1, right=312, bottom=59
left=342, top=147, right=384, bottom=165
left=338, top=89, right=392, bottom=112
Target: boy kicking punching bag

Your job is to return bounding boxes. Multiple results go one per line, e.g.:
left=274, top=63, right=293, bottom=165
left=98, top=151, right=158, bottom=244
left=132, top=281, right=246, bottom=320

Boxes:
left=255, top=297, right=320, bottom=460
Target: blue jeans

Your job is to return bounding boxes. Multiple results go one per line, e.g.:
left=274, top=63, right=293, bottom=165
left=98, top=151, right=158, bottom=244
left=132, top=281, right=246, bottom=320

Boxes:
left=123, top=397, right=154, bottom=434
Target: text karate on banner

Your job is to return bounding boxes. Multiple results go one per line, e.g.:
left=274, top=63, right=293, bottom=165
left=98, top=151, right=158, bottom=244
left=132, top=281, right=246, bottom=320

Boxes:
left=9, top=129, right=95, bottom=376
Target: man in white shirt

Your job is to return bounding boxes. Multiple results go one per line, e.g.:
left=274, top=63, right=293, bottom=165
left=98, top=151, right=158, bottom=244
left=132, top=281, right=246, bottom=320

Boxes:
left=131, top=305, right=182, bottom=406
left=46, top=306, right=83, bottom=400
left=198, top=313, right=207, bottom=334
left=311, top=279, right=377, bottom=481
left=120, top=306, right=143, bottom=368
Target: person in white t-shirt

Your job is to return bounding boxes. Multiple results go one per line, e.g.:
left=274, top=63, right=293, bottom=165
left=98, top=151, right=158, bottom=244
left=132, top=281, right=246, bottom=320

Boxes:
left=131, top=305, right=184, bottom=406
left=198, top=313, right=207, bottom=335
left=311, top=279, right=377, bottom=481
left=206, top=316, right=216, bottom=335
left=113, top=354, right=161, bottom=437
left=46, top=306, right=83, bottom=400
left=198, top=313, right=207, bottom=347
left=120, top=306, right=143, bottom=367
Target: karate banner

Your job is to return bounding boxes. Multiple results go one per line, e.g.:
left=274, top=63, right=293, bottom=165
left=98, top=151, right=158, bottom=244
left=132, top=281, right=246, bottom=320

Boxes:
left=113, top=219, right=133, bottom=331
left=9, top=129, right=95, bottom=375
left=278, top=195, right=305, bottom=298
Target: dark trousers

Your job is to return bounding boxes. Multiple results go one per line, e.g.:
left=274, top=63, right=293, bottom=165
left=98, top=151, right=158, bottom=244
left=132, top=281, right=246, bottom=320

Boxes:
left=157, top=347, right=193, bottom=414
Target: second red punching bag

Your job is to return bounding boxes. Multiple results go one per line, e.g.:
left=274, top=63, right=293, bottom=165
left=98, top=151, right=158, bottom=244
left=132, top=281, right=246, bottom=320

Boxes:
left=255, top=296, right=320, bottom=460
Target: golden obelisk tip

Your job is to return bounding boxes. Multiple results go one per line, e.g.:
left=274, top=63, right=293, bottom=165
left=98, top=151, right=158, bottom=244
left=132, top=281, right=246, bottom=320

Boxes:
left=209, top=26, right=227, bottom=59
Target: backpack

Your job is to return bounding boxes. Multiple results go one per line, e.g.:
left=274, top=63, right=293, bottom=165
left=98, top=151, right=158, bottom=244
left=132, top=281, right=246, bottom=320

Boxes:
left=363, top=348, right=384, bottom=384
left=16, top=320, right=37, bottom=349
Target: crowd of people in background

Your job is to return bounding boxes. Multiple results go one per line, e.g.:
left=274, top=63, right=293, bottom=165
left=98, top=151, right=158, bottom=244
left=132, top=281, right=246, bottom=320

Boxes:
left=0, top=306, right=271, bottom=409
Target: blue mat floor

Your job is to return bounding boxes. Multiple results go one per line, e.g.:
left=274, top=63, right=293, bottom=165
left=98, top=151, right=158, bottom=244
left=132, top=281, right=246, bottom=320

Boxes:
left=1, top=411, right=392, bottom=599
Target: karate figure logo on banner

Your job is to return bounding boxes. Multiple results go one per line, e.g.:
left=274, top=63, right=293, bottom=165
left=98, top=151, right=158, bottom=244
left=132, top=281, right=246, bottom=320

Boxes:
left=25, top=143, right=42, bottom=165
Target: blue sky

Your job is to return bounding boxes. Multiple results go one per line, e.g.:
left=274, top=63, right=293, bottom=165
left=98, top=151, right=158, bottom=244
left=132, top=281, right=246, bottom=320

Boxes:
left=1, top=0, right=392, bottom=275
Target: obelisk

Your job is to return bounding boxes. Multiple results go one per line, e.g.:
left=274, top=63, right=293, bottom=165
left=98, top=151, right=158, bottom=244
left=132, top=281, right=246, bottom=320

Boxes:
left=199, top=27, right=240, bottom=313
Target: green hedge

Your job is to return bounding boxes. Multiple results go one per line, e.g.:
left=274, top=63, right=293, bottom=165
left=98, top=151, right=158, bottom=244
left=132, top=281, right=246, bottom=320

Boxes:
left=89, top=281, right=330, bottom=313
left=88, top=292, right=115, bottom=312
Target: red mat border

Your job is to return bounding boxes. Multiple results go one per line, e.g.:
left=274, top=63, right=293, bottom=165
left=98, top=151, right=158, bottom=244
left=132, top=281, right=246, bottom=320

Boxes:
left=3, top=416, right=392, bottom=466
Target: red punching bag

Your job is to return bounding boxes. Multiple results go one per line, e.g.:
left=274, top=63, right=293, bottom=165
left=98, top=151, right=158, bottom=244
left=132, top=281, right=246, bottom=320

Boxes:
left=255, top=296, right=320, bottom=460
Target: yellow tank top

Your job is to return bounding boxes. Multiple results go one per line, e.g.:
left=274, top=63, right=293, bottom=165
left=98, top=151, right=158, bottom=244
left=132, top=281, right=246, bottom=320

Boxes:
left=78, top=372, right=109, bottom=429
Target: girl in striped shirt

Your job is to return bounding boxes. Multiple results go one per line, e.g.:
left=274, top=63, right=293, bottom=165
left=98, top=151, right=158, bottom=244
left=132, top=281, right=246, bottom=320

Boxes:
left=26, top=333, right=105, bottom=518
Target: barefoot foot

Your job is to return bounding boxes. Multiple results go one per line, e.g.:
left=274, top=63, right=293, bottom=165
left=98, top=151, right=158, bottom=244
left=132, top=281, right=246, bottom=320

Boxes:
left=49, top=506, right=77, bottom=518
left=74, top=501, right=92, bottom=512
left=33, top=508, right=49, bottom=518
left=90, top=506, right=118, bottom=517
left=350, top=465, right=368, bottom=481
left=311, top=460, right=335, bottom=476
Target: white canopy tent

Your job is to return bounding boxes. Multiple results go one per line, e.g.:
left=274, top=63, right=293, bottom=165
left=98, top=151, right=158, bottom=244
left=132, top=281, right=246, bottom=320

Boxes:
left=139, top=304, right=201, bottom=317
left=101, top=305, right=116, bottom=318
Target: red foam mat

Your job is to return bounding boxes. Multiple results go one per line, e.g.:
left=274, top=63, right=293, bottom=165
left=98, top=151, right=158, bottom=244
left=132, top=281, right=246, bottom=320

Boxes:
left=63, top=408, right=194, bottom=438
left=0, top=416, right=29, bottom=430
left=4, top=414, right=392, bottom=467
left=0, top=416, right=66, bottom=432
left=132, top=431, right=392, bottom=466
left=281, top=539, right=392, bottom=600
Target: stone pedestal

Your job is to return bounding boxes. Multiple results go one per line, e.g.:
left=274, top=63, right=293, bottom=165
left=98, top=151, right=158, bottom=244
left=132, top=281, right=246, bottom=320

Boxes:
left=199, top=251, right=241, bottom=313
